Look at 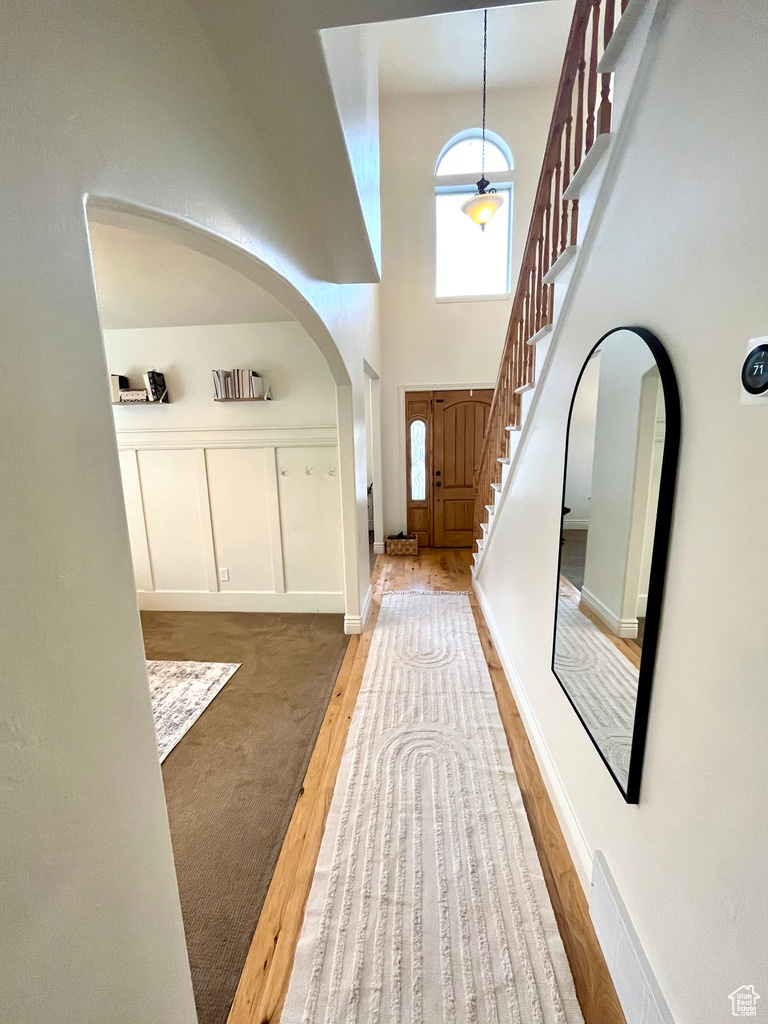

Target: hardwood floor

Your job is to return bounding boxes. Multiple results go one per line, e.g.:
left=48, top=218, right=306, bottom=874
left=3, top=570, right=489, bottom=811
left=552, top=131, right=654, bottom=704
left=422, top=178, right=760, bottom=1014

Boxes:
left=228, top=550, right=625, bottom=1024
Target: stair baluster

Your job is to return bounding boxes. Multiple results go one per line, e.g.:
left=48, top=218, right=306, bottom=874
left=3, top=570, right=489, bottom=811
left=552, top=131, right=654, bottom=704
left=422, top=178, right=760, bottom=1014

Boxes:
left=472, top=0, right=624, bottom=551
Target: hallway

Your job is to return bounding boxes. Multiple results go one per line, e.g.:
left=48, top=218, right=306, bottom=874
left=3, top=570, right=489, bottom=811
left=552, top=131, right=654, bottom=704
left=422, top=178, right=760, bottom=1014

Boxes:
left=228, top=551, right=624, bottom=1024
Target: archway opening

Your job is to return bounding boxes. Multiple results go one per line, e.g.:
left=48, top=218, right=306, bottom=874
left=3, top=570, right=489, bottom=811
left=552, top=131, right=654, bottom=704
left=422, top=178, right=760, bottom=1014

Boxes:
left=85, top=205, right=353, bottom=1022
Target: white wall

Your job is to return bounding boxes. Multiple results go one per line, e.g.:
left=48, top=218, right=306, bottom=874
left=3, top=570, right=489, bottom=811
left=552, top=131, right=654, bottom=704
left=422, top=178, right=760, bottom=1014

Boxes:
left=106, top=322, right=337, bottom=430
left=0, top=1, right=379, bottom=1018
left=636, top=385, right=665, bottom=617
left=379, top=85, right=557, bottom=535
left=581, top=337, right=656, bottom=630
left=106, top=323, right=344, bottom=612
left=321, top=24, right=382, bottom=275
left=476, top=1, right=768, bottom=1020
left=563, top=352, right=600, bottom=529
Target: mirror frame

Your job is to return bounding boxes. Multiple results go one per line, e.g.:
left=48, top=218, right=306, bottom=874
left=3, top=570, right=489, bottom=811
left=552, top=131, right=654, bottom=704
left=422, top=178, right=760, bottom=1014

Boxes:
left=551, top=326, right=681, bottom=803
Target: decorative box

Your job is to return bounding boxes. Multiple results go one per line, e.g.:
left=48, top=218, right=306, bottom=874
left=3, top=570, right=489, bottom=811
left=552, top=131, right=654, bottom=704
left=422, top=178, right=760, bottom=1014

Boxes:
left=385, top=534, right=419, bottom=556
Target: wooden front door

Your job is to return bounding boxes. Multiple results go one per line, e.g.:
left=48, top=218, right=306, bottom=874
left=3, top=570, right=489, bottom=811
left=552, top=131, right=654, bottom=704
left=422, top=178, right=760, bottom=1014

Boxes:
left=405, top=389, right=493, bottom=548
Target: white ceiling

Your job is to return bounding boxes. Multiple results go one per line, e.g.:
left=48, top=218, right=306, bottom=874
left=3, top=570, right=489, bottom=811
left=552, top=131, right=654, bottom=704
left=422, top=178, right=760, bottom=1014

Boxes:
left=89, top=222, right=293, bottom=331
left=374, top=1, right=575, bottom=96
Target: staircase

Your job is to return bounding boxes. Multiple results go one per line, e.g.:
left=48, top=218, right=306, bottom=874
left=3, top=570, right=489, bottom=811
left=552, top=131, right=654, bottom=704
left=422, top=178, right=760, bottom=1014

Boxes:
left=473, top=0, right=653, bottom=573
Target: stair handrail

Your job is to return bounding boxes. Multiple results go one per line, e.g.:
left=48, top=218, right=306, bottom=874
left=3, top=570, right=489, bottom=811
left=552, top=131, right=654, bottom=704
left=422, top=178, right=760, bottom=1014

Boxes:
left=473, top=0, right=624, bottom=545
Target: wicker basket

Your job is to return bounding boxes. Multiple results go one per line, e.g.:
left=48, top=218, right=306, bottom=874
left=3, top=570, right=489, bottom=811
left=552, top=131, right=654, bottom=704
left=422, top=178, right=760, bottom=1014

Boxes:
left=385, top=534, right=419, bottom=556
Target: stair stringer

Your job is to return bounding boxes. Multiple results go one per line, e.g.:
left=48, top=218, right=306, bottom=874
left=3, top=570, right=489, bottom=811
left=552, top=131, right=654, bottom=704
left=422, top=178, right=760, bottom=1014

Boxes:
left=473, top=0, right=666, bottom=577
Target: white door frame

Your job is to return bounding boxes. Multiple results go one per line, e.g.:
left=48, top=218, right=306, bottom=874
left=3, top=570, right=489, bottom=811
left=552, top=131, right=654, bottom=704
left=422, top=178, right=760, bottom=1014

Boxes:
left=364, top=360, right=385, bottom=555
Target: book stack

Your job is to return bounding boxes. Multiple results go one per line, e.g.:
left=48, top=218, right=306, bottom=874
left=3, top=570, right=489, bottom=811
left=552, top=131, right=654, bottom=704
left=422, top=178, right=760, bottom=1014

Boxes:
left=143, top=370, right=168, bottom=402
left=212, top=369, right=265, bottom=399
left=109, top=375, right=129, bottom=403
left=110, top=370, right=169, bottom=404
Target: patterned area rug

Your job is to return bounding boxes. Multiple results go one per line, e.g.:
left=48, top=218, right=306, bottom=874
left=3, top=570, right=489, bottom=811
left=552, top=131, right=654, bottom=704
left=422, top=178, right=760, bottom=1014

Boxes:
left=554, top=598, right=639, bottom=788
left=282, top=592, right=584, bottom=1024
left=146, top=660, right=240, bottom=761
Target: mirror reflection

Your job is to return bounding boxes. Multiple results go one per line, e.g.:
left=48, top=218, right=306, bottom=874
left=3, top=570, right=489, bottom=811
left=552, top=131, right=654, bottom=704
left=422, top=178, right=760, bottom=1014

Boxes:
left=553, top=328, right=676, bottom=797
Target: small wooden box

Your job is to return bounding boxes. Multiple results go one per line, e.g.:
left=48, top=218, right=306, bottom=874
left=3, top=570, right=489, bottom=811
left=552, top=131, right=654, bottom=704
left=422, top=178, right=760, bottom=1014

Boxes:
left=385, top=534, right=418, bottom=556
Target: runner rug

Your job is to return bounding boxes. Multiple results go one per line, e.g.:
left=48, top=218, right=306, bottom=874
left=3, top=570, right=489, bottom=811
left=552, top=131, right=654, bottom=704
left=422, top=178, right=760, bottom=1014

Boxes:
left=282, top=592, right=584, bottom=1024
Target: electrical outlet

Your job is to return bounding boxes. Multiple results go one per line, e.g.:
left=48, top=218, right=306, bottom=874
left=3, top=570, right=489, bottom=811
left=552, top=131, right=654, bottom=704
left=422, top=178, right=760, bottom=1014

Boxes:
left=219, top=567, right=230, bottom=582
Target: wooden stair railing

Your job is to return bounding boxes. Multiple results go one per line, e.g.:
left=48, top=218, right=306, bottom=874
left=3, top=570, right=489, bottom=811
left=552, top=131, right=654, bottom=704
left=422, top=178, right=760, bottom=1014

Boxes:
left=473, top=0, right=625, bottom=548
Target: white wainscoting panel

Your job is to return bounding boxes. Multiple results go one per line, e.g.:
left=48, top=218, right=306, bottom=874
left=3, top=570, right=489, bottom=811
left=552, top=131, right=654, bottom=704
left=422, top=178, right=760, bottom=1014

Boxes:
left=138, top=449, right=210, bottom=593
left=276, top=446, right=344, bottom=594
left=115, top=430, right=343, bottom=613
left=118, top=449, right=153, bottom=592
left=205, top=447, right=275, bottom=594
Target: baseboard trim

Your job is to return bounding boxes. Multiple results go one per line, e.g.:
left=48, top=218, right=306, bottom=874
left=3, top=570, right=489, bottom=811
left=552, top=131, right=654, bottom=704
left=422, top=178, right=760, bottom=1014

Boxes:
left=137, top=590, right=344, bottom=614
left=580, top=586, right=638, bottom=638
left=344, top=583, right=373, bottom=635
left=473, top=576, right=593, bottom=890
left=372, top=541, right=386, bottom=555
left=591, top=851, right=675, bottom=1024
left=562, top=520, right=589, bottom=530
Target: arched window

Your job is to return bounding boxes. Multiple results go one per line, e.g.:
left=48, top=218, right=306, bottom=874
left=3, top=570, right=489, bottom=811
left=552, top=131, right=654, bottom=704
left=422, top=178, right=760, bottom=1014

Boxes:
left=434, top=129, right=513, bottom=300
left=435, top=131, right=513, bottom=176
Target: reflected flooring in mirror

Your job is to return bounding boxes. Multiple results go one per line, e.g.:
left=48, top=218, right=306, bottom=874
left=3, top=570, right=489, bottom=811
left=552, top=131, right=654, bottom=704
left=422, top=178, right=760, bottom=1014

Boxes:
left=553, top=596, right=639, bottom=789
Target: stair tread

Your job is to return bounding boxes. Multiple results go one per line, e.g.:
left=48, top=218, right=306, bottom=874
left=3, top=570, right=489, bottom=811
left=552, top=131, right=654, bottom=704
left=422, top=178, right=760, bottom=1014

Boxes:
left=542, top=243, right=579, bottom=285
left=526, top=323, right=553, bottom=347
left=514, top=381, right=535, bottom=395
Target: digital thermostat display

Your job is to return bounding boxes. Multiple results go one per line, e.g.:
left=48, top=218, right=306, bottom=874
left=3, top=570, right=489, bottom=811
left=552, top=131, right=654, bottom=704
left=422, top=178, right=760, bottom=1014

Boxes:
left=742, top=343, right=768, bottom=396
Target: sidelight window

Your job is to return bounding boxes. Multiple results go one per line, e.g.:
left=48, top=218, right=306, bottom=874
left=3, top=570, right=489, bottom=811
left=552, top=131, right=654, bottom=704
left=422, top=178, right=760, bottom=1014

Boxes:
left=409, top=419, right=427, bottom=501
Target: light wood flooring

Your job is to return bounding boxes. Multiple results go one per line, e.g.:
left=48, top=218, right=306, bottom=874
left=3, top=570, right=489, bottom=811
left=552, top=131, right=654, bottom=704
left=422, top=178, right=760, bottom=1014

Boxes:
left=227, top=549, right=625, bottom=1024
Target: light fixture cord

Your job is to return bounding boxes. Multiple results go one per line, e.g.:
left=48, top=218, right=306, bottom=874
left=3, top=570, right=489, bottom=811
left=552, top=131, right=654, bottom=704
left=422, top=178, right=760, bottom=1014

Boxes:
left=482, top=8, right=488, bottom=178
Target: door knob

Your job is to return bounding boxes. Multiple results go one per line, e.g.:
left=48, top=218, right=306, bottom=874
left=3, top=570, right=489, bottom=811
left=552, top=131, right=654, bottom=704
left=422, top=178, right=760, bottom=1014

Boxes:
left=436, top=481, right=442, bottom=487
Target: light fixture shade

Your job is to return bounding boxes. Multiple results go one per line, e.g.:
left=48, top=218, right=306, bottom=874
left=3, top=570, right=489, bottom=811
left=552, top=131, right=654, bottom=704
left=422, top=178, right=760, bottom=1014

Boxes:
left=461, top=190, right=504, bottom=228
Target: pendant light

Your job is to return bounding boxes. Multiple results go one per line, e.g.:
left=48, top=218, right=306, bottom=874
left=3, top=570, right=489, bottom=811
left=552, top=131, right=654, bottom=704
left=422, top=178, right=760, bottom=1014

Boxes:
left=461, top=9, right=504, bottom=230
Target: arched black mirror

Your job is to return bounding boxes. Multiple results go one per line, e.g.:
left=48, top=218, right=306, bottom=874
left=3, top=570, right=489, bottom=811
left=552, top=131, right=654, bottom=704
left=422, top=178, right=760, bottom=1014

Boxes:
left=552, top=327, right=680, bottom=802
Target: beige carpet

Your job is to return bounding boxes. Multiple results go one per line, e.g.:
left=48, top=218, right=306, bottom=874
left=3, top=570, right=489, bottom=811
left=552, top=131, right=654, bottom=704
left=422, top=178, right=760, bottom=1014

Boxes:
left=282, top=592, right=584, bottom=1024
left=141, top=610, right=349, bottom=1024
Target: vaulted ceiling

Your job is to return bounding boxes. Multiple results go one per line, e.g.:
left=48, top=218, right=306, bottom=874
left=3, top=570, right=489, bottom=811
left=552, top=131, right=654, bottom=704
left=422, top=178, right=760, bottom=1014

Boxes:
left=375, top=2, right=574, bottom=96
left=185, top=0, right=565, bottom=285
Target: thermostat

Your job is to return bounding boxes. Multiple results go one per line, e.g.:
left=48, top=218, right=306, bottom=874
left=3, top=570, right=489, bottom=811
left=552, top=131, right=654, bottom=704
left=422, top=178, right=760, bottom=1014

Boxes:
left=741, top=338, right=768, bottom=405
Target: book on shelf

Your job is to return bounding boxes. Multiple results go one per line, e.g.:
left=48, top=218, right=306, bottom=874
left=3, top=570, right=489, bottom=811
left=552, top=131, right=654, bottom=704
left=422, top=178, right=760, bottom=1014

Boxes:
left=109, top=374, right=129, bottom=403
left=143, top=370, right=168, bottom=403
left=212, top=368, right=265, bottom=399
left=250, top=371, right=264, bottom=398
left=120, top=389, right=149, bottom=403
left=213, top=369, right=235, bottom=398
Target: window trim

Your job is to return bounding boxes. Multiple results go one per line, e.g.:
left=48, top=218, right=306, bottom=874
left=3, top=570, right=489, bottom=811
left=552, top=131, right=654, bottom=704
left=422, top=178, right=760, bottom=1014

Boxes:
left=434, top=128, right=515, bottom=302
left=408, top=418, right=428, bottom=503
left=434, top=181, right=514, bottom=300
left=435, top=128, right=514, bottom=176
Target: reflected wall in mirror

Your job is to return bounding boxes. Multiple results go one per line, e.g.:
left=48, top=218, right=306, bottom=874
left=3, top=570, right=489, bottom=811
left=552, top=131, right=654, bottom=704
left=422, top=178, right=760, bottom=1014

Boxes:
left=553, top=327, right=680, bottom=802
